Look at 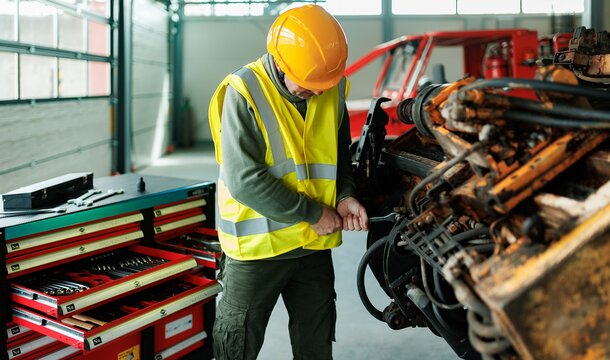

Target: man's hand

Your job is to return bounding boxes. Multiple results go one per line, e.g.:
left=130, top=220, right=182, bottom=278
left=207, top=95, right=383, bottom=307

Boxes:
left=337, top=197, right=369, bottom=231
left=311, top=206, right=343, bottom=235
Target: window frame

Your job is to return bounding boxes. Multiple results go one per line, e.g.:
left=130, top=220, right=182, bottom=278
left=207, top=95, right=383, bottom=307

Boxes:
left=0, top=0, right=114, bottom=104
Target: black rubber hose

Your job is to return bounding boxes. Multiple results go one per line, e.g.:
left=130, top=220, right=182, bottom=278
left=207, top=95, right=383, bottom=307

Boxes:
left=503, top=110, right=610, bottom=129
left=500, top=95, right=610, bottom=122
left=408, top=142, right=485, bottom=214
left=453, top=227, right=490, bottom=243
left=461, top=78, right=610, bottom=101
left=357, top=238, right=387, bottom=321
left=432, top=227, right=490, bottom=303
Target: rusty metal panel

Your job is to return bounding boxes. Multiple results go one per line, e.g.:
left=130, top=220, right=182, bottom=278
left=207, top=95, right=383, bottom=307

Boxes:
left=474, top=203, right=610, bottom=360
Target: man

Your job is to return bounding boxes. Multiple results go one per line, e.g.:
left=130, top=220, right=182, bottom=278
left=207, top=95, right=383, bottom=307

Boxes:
left=208, top=4, right=368, bottom=359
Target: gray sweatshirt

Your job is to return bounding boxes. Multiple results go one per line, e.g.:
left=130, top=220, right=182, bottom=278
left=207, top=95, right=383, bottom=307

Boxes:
left=218, top=54, right=355, bottom=256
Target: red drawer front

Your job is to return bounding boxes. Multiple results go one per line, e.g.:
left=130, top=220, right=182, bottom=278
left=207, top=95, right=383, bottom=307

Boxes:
left=7, top=333, right=64, bottom=360
left=74, top=331, right=140, bottom=359
left=154, top=331, right=207, bottom=360
left=153, top=197, right=206, bottom=220
left=153, top=303, right=204, bottom=353
left=13, top=275, right=221, bottom=351
left=153, top=209, right=206, bottom=238
left=35, top=345, right=81, bottom=360
left=155, top=227, right=220, bottom=269
left=10, top=245, right=197, bottom=318
left=6, top=323, right=34, bottom=344
left=6, top=212, right=143, bottom=258
left=6, top=226, right=143, bottom=279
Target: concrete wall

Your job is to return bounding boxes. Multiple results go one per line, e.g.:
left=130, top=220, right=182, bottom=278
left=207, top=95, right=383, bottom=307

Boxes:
left=183, top=14, right=581, bottom=143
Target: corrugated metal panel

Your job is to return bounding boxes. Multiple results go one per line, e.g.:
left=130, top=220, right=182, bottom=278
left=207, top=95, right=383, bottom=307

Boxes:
left=0, top=99, right=112, bottom=193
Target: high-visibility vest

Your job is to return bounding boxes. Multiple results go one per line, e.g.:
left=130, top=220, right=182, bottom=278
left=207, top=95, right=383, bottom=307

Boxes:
left=209, top=58, right=349, bottom=260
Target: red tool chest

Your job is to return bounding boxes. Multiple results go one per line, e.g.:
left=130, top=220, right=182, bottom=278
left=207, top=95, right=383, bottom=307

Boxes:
left=1, top=174, right=220, bottom=360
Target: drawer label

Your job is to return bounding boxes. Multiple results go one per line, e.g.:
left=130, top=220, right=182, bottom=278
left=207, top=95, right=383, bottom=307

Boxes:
left=165, top=314, right=193, bottom=339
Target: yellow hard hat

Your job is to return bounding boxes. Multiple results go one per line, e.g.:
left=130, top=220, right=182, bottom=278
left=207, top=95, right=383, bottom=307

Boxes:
left=267, top=4, right=348, bottom=92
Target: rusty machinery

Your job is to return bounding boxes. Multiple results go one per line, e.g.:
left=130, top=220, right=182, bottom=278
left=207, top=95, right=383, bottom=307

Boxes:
left=355, top=27, right=610, bottom=360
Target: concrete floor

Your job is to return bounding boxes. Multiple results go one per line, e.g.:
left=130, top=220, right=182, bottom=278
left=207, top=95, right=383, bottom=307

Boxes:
left=139, top=146, right=458, bottom=360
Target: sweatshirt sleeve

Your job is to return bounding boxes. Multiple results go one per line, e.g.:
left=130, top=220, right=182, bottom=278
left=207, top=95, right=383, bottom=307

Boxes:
left=220, top=85, right=323, bottom=224
left=335, top=104, right=356, bottom=202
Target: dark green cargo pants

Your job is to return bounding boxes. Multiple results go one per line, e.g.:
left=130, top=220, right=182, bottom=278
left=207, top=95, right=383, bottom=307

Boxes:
left=213, top=250, right=336, bottom=360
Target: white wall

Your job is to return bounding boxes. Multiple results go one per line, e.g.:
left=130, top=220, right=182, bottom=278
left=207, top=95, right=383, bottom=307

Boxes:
left=183, top=14, right=581, bottom=143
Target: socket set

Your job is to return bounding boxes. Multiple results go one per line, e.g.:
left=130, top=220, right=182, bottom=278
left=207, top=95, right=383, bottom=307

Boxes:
left=10, top=245, right=198, bottom=318
left=155, top=227, right=221, bottom=269
left=14, top=251, right=167, bottom=296
left=13, top=275, right=222, bottom=351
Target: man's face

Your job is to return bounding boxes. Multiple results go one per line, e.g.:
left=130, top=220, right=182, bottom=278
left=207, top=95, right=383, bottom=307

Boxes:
left=284, top=74, right=324, bottom=100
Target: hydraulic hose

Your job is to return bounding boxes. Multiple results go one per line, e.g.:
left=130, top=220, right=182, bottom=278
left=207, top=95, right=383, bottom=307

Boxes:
left=356, top=237, right=387, bottom=321
left=461, top=78, right=610, bottom=101
left=499, top=95, right=610, bottom=122
left=408, top=142, right=485, bottom=214
left=503, top=110, right=610, bottom=129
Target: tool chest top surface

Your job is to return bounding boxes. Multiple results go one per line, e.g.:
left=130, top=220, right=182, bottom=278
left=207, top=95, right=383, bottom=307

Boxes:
left=0, top=174, right=215, bottom=239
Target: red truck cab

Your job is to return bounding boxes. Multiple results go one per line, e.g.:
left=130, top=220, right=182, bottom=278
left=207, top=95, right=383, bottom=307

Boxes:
left=345, top=29, right=542, bottom=141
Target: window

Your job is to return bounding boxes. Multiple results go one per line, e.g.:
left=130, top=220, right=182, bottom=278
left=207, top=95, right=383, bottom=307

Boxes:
left=0, top=0, right=112, bottom=102
left=20, top=54, right=57, bottom=99
left=522, top=0, right=584, bottom=14
left=59, top=58, right=87, bottom=97
left=458, top=0, right=520, bottom=14
left=0, top=0, right=17, bottom=41
left=393, top=0, right=456, bottom=15
left=59, top=11, right=86, bottom=52
left=0, top=52, right=17, bottom=100
left=392, top=0, right=584, bottom=15
left=319, top=0, right=381, bottom=16
left=184, top=0, right=382, bottom=17
left=19, top=1, right=57, bottom=47
left=89, top=61, right=110, bottom=96
left=381, top=42, right=418, bottom=94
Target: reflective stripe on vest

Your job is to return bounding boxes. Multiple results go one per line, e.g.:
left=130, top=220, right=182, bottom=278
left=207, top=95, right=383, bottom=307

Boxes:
left=269, top=161, right=337, bottom=180
left=234, top=67, right=339, bottom=182
left=234, top=67, right=287, bottom=164
left=218, top=215, right=294, bottom=237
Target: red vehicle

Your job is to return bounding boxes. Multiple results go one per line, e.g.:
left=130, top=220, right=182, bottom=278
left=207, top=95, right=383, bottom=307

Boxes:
left=345, top=29, right=550, bottom=140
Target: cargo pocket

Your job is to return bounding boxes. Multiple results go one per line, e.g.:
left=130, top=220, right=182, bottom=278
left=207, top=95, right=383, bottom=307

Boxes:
left=214, top=297, right=247, bottom=360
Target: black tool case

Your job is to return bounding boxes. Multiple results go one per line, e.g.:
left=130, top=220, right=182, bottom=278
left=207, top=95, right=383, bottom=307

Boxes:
left=2, top=173, right=94, bottom=210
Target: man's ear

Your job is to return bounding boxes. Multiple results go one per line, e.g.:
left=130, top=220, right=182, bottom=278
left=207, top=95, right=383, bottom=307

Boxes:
left=275, top=60, right=286, bottom=81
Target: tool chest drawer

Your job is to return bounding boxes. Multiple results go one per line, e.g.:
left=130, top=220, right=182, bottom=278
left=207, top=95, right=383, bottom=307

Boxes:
left=7, top=333, right=65, bottom=360
left=155, top=227, right=221, bottom=269
left=36, top=344, right=81, bottom=360
left=5, top=212, right=144, bottom=259
left=153, top=197, right=207, bottom=219
left=153, top=302, right=205, bottom=356
left=6, top=323, right=33, bottom=344
left=154, top=330, right=207, bottom=360
left=6, top=226, right=144, bottom=279
left=10, top=245, right=198, bottom=318
left=153, top=197, right=208, bottom=236
left=12, top=275, right=222, bottom=351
